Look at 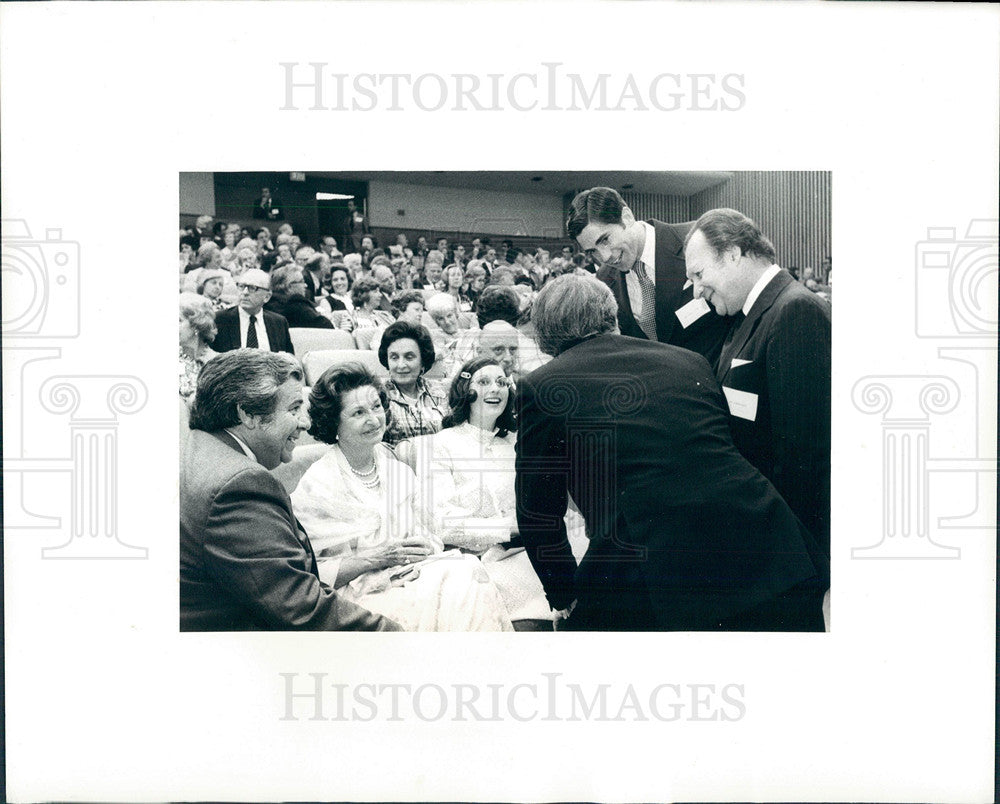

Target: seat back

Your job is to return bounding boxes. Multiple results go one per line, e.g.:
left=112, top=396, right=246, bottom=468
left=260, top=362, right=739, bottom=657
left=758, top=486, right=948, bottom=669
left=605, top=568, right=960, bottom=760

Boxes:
left=302, top=349, right=388, bottom=386
left=289, top=327, right=356, bottom=355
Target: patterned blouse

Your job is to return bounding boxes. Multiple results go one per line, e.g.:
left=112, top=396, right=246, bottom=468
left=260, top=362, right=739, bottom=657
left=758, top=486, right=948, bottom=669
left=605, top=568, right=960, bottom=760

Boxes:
left=179, top=345, right=218, bottom=401
left=382, top=377, right=449, bottom=446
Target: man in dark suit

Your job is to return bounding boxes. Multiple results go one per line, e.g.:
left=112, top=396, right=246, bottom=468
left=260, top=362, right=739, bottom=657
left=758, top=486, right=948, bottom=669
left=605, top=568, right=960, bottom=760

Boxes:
left=212, top=268, right=295, bottom=354
left=684, top=208, right=831, bottom=557
left=252, top=186, right=284, bottom=220
left=515, top=275, right=828, bottom=631
left=181, top=349, right=399, bottom=631
left=567, top=187, right=732, bottom=369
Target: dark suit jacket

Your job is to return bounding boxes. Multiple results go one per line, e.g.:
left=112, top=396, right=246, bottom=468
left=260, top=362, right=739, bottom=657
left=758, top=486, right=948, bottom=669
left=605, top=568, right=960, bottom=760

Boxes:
left=252, top=195, right=284, bottom=220
left=515, top=333, right=828, bottom=631
left=265, top=295, right=335, bottom=329
left=598, top=219, right=732, bottom=370
left=715, top=269, right=831, bottom=557
left=213, top=306, right=295, bottom=354
left=180, top=429, right=398, bottom=631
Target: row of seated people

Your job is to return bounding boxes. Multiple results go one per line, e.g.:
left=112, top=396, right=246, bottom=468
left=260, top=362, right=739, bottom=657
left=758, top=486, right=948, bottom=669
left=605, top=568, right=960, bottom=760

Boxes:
left=181, top=215, right=587, bottom=278
left=180, top=285, right=547, bottom=445
left=181, top=345, right=587, bottom=631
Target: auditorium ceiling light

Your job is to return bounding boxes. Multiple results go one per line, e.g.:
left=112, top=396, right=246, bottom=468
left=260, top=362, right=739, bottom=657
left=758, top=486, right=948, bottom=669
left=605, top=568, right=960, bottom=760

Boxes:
left=315, top=192, right=355, bottom=201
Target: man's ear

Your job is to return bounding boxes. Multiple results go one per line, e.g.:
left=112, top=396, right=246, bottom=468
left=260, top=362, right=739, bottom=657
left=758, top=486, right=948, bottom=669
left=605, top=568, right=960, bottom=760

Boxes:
left=621, top=205, right=636, bottom=227
left=725, top=245, right=743, bottom=264
left=236, top=404, right=258, bottom=429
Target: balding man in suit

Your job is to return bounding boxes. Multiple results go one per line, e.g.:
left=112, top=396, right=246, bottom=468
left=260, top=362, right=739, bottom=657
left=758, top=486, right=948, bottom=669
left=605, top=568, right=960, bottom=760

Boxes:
left=684, top=208, right=831, bottom=557
left=212, top=268, right=295, bottom=354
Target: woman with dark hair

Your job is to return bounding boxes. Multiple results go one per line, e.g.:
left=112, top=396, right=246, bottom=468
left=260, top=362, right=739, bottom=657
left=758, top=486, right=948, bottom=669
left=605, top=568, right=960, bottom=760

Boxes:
left=443, top=263, right=473, bottom=313
left=378, top=320, right=448, bottom=446
left=178, top=292, right=218, bottom=401
left=351, top=277, right=395, bottom=331
left=401, top=356, right=581, bottom=625
left=289, top=363, right=512, bottom=631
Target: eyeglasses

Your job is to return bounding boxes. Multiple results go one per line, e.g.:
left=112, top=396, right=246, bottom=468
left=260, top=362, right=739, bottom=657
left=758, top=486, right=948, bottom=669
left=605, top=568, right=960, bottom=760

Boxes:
left=474, top=376, right=512, bottom=389
left=237, top=283, right=270, bottom=293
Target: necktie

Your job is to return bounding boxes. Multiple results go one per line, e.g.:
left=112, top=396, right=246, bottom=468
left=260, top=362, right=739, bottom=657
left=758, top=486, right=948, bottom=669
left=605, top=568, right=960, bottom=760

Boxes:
left=721, top=311, right=745, bottom=363
left=246, top=315, right=259, bottom=348
left=633, top=261, right=657, bottom=341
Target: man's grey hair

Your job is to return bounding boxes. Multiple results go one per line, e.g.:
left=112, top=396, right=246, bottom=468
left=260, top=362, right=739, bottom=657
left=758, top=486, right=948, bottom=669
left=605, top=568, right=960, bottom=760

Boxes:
left=269, top=264, right=303, bottom=296
left=531, top=274, right=618, bottom=356
left=188, top=349, right=302, bottom=432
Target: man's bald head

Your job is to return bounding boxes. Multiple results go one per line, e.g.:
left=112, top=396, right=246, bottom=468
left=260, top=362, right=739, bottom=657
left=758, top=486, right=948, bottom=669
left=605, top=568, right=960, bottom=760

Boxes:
left=476, top=320, right=520, bottom=377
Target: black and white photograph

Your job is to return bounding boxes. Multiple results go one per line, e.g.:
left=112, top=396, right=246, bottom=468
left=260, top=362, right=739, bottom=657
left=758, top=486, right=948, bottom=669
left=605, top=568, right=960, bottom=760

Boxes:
left=2, top=2, right=996, bottom=802
left=178, top=170, right=832, bottom=634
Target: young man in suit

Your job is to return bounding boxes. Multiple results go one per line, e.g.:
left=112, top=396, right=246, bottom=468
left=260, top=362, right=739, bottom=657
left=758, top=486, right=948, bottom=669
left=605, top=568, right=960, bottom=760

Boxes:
left=515, top=274, right=828, bottom=631
left=180, top=349, right=399, bottom=631
left=212, top=268, right=295, bottom=354
left=567, top=186, right=732, bottom=370
left=684, top=207, right=831, bottom=558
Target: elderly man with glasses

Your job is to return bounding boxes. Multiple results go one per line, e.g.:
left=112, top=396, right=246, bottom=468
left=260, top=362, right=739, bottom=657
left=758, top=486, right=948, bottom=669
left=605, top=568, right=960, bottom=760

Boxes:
left=212, top=268, right=295, bottom=354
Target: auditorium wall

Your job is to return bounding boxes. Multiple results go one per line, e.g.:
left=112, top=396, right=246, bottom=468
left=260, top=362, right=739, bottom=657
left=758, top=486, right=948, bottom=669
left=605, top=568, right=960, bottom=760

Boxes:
left=367, top=180, right=566, bottom=239
left=620, top=192, right=692, bottom=224
left=690, top=171, right=831, bottom=275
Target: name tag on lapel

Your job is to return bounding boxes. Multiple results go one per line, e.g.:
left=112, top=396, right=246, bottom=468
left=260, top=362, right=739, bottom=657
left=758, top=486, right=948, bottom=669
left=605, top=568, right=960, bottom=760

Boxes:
left=722, top=386, right=758, bottom=421
left=675, top=297, right=711, bottom=328
left=731, top=358, right=752, bottom=369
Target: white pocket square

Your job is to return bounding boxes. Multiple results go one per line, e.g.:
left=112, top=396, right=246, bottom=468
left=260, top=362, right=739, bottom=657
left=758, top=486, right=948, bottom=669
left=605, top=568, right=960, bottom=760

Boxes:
left=731, top=358, right=752, bottom=368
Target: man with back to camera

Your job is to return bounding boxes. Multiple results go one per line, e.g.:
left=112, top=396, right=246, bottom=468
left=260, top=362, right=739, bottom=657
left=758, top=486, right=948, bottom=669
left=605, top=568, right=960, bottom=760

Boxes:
left=180, top=349, right=400, bottom=631
left=212, top=268, right=295, bottom=354
left=684, top=208, right=831, bottom=557
left=567, top=186, right=732, bottom=370
left=514, top=274, right=829, bottom=631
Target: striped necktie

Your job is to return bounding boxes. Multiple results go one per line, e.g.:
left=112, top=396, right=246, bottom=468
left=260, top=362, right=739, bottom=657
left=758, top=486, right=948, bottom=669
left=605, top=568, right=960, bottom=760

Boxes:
left=246, top=315, right=259, bottom=348
left=633, top=261, right=657, bottom=341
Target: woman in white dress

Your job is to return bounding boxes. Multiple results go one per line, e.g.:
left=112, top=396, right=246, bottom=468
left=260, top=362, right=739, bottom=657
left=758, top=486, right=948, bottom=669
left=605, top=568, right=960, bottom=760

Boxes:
left=290, top=362, right=512, bottom=632
left=399, top=357, right=587, bottom=624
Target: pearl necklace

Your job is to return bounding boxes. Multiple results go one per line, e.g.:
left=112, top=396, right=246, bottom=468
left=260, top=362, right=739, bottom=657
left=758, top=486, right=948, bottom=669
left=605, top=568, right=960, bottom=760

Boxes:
left=348, top=457, right=380, bottom=489
left=349, top=459, right=377, bottom=477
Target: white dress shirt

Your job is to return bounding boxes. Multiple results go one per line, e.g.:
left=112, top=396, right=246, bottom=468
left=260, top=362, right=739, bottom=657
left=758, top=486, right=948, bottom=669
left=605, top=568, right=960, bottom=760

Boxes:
left=237, top=306, right=270, bottom=350
left=742, top=264, right=782, bottom=315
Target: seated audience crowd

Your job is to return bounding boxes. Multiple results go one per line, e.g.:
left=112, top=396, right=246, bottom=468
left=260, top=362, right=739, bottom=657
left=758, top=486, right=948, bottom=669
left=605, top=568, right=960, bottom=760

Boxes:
left=179, top=205, right=831, bottom=633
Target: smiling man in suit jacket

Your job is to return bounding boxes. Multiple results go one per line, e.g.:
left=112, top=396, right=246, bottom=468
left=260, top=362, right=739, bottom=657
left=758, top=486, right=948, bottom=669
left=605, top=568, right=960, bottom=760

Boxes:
left=685, top=208, right=831, bottom=558
left=212, top=268, right=295, bottom=354
left=181, top=349, right=399, bottom=631
left=567, top=187, right=732, bottom=370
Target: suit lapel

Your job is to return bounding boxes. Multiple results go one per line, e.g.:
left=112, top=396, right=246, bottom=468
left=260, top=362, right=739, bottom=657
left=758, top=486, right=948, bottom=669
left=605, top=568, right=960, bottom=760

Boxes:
left=211, top=429, right=317, bottom=568
left=651, top=220, right=692, bottom=343
left=718, top=270, right=794, bottom=380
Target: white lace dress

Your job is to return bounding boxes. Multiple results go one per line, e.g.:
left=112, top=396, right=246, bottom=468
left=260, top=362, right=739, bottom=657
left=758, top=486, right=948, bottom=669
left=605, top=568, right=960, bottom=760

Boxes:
left=290, top=443, right=513, bottom=632
left=409, top=423, right=588, bottom=621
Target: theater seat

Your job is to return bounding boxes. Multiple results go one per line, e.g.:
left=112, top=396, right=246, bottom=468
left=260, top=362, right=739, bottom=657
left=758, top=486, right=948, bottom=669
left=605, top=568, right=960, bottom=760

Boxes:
left=302, top=349, right=388, bottom=386
left=289, top=327, right=356, bottom=355
left=353, top=326, right=383, bottom=351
